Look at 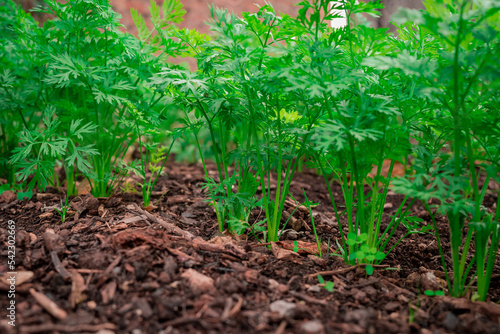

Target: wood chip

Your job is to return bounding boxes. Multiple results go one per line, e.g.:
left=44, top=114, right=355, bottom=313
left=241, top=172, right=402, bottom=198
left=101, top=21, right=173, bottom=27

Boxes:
left=117, top=215, right=147, bottom=225
left=101, top=280, right=117, bottom=304
left=69, top=270, right=87, bottom=308
left=20, top=323, right=115, bottom=333
left=50, top=251, right=73, bottom=281
left=39, top=212, right=54, bottom=219
left=29, top=288, right=67, bottom=320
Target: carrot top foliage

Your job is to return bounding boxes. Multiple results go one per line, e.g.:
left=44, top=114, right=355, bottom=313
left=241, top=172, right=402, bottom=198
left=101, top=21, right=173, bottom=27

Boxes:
left=1, top=0, right=499, bottom=300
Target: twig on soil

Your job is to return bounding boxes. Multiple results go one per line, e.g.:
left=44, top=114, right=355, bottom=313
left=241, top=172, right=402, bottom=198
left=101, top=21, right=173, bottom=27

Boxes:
left=50, top=251, right=73, bottom=281
left=291, top=291, right=328, bottom=306
left=132, top=204, right=248, bottom=259
left=221, top=295, right=244, bottom=321
left=132, top=203, right=196, bottom=239
left=19, top=323, right=116, bottom=333
left=306, top=264, right=390, bottom=280
left=0, top=199, right=18, bottom=210
left=275, top=320, right=288, bottom=334
left=29, top=288, right=67, bottom=320
left=75, top=269, right=104, bottom=274
left=306, top=266, right=357, bottom=279
left=162, top=316, right=202, bottom=327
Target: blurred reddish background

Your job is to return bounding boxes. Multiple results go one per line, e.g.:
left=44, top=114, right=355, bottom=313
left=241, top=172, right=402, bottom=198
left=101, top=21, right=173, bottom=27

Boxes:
left=18, top=0, right=423, bottom=35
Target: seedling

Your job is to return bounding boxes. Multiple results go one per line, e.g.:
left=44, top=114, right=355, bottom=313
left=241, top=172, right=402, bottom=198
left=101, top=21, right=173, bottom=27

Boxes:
left=55, top=195, right=74, bottom=223
left=303, top=190, right=322, bottom=257
left=423, top=290, right=445, bottom=297
left=389, top=0, right=500, bottom=299
left=347, top=233, right=385, bottom=275
left=317, top=275, right=334, bottom=292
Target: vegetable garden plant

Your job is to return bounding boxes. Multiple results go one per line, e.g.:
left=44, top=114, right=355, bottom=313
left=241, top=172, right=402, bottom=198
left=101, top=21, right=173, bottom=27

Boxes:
left=1, top=0, right=498, bottom=302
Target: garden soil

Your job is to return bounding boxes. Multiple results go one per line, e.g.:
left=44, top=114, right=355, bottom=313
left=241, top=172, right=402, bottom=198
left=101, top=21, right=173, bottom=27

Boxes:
left=1, top=162, right=500, bottom=334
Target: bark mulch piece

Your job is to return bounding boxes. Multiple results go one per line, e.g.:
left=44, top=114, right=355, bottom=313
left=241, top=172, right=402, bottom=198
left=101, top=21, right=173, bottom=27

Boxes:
left=1, top=162, right=499, bottom=334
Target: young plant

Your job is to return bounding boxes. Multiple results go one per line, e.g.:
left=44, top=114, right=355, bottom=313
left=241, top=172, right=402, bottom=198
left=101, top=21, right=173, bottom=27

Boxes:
left=5, top=0, right=172, bottom=197
left=287, top=0, right=421, bottom=265
left=122, top=102, right=178, bottom=209
left=389, top=0, right=500, bottom=299
left=317, top=274, right=335, bottom=292
left=303, top=190, right=322, bottom=257
left=10, top=107, right=98, bottom=195
left=0, top=0, right=44, bottom=186
left=423, top=290, right=445, bottom=297
left=55, top=195, right=74, bottom=223
left=346, top=232, right=385, bottom=275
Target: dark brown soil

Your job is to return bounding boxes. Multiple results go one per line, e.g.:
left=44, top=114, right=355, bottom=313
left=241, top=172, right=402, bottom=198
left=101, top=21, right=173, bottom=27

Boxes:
left=1, top=162, right=499, bottom=334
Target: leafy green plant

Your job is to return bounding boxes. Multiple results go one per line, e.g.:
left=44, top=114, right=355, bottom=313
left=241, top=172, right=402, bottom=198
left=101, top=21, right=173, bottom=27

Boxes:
left=120, top=181, right=137, bottom=194
left=282, top=0, right=421, bottom=267
left=149, top=3, right=310, bottom=238
left=4, top=0, right=176, bottom=197
left=10, top=107, right=98, bottom=194
left=388, top=0, right=500, bottom=299
left=317, top=274, right=334, bottom=292
left=122, top=102, right=178, bottom=208
left=470, top=219, right=500, bottom=301
left=0, top=0, right=44, bottom=186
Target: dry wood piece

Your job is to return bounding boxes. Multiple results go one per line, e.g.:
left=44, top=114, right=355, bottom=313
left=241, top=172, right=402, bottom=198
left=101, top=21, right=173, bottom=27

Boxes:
left=306, top=264, right=391, bottom=280
left=43, top=229, right=66, bottom=254
left=69, top=270, right=87, bottom=308
left=75, top=269, right=104, bottom=274
left=306, top=266, right=357, bottom=279
left=0, top=199, right=19, bottom=210
left=0, top=271, right=34, bottom=286
left=271, top=242, right=303, bottom=264
left=275, top=320, right=288, bottom=334
left=117, top=214, right=148, bottom=225
left=191, top=237, right=247, bottom=260
left=20, top=323, right=116, bottom=333
left=29, top=288, right=67, bottom=320
left=221, top=295, right=244, bottom=321
left=101, top=280, right=117, bottom=304
left=291, top=291, right=328, bottom=306
left=50, top=251, right=73, bottom=281
left=132, top=203, right=196, bottom=239
left=132, top=204, right=248, bottom=259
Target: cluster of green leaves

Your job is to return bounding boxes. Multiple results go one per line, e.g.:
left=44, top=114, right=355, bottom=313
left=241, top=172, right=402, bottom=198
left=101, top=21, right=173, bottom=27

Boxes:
left=299, top=0, right=430, bottom=269
left=0, top=1, right=44, bottom=187
left=346, top=232, right=385, bottom=275
left=1, top=0, right=183, bottom=208
left=379, top=0, right=500, bottom=301
left=317, top=274, right=334, bottom=292
left=144, top=0, right=430, bottom=259
left=2, top=0, right=499, bottom=302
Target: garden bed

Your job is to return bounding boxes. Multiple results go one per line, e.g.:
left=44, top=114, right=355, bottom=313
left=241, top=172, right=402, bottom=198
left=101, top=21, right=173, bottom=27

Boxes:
left=1, top=162, right=499, bottom=334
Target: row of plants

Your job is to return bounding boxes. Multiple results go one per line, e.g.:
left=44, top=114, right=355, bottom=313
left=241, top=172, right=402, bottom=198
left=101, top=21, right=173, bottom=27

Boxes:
left=1, top=0, right=499, bottom=301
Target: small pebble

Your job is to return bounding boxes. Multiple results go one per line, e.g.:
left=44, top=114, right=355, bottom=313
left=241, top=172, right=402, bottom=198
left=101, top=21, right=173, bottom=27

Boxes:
left=301, top=320, right=325, bottom=334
